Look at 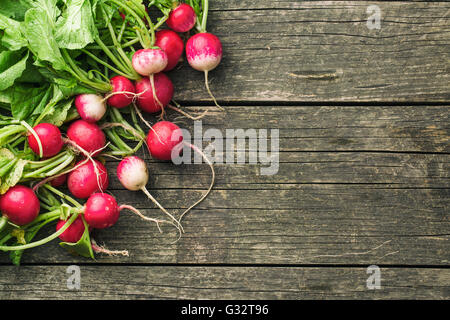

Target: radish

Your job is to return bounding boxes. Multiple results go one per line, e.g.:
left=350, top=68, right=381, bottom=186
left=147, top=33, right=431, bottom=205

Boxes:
left=75, top=94, right=107, bottom=123
left=83, top=193, right=120, bottom=229
left=186, top=32, right=223, bottom=109
left=84, top=193, right=174, bottom=233
left=27, top=123, right=63, bottom=158
left=155, top=30, right=184, bottom=71
left=145, top=121, right=216, bottom=228
left=132, top=49, right=168, bottom=76
left=56, top=215, right=86, bottom=243
left=166, top=3, right=197, bottom=33
left=66, top=120, right=106, bottom=156
left=0, top=185, right=40, bottom=226
left=107, top=76, right=136, bottom=109
left=135, top=73, right=174, bottom=114
left=67, top=159, right=109, bottom=199
left=50, top=173, right=67, bottom=187
left=116, top=156, right=183, bottom=232
left=146, top=121, right=183, bottom=161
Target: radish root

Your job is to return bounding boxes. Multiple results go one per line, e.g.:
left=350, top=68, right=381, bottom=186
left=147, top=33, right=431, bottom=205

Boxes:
left=168, top=101, right=209, bottom=121
left=21, top=121, right=43, bottom=158
left=91, top=239, right=129, bottom=257
left=140, top=186, right=184, bottom=234
left=178, top=142, right=215, bottom=227
left=63, top=138, right=110, bottom=193
left=204, top=70, right=224, bottom=111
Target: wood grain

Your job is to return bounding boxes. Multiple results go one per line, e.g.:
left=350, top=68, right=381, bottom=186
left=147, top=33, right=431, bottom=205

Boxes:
left=0, top=265, right=448, bottom=299
left=0, top=105, right=447, bottom=266
left=170, top=1, right=450, bottom=103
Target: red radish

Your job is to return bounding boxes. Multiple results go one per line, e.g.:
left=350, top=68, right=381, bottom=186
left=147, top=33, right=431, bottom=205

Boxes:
left=166, top=3, right=197, bottom=33
left=186, top=32, right=223, bottom=108
left=27, top=123, right=63, bottom=158
left=50, top=174, right=67, bottom=187
left=146, top=121, right=183, bottom=161
left=155, top=30, right=184, bottom=71
left=135, top=73, right=174, bottom=114
left=56, top=215, right=86, bottom=243
left=67, top=159, right=109, bottom=199
left=84, top=193, right=119, bottom=229
left=107, top=76, right=136, bottom=109
left=66, top=120, right=106, bottom=156
left=75, top=94, right=107, bottom=123
left=132, top=49, right=168, bottom=76
left=83, top=193, right=173, bottom=233
left=0, top=185, right=40, bottom=225
left=116, top=156, right=183, bottom=232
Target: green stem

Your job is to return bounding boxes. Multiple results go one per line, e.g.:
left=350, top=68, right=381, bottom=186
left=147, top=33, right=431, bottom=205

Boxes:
left=44, top=153, right=74, bottom=177
left=201, top=0, right=209, bottom=32
left=95, top=36, right=132, bottom=78
left=81, top=49, right=130, bottom=78
left=44, top=184, right=83, bottom=208
left=0, top=216, right=8, bottom=233
left=62, top=49, right=111, bottom=92
left=26, top=151, right=70, bottom=168
left=105, top=129, right=133, bottom=152
left=102, top=6, right=138, bottom=77
left=108, top=0, right=152, bottom=47
left=0, top=211, right=80, bottom=252
left=23, top=153, right=72, bottom=178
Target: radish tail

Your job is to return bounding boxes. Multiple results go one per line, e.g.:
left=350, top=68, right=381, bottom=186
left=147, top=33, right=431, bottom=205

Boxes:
left=140, top=186, right=184, bottom=233
left=149, top=74, right=166, bottom=120
left=118, top=203, right=182, bottom=242
left=178, top=142, right=215, bottom=225
left=204, top=71, right=224, bottom=111
left=168, top=103, right=208, bottom=120
left=91, top=239, right=129, bottom=256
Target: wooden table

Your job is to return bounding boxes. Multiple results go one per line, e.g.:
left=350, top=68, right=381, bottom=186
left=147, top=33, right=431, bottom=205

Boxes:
left=0, top=1, right=449, bottom=300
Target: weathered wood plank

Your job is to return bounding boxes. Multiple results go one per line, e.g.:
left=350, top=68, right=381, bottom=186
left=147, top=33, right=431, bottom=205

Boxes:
left=170, top=1, right=450, bottom=102
left=0, top=105, right=448, bottom=266
left=1, top=185, right=447, bottom=265
left=104, top=152, right=450, bottom=190
left=154, top=105, right=450, bottom=153
left=0, top=265, right=448, bottom=299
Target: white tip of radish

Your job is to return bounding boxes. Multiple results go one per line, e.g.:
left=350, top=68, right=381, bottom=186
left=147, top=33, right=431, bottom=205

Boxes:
left=75, top=94, right=107, bottom=123
left=132, top=49, right=168, bottom=76
left=187, top=53, right=222, bottom=72
left=117, top=156, right=149, bottom=191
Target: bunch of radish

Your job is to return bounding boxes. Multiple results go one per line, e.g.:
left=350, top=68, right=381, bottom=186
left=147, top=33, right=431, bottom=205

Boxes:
left=0, top=0, right=220, bottom=264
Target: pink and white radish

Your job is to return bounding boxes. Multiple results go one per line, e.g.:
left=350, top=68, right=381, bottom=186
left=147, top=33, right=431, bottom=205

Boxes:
left=132, top=49, right=168, bottom=76
left=116, top=156, right=182, bottom=232
left=135, top=72, right=174, bottom=114
left=0, top=185, right=40, bottom=227
left=145, top=121, right=216, bottom=227
left=166, top=3, right=197, bottom=33
left=27, top=123, right=64, bottom=158
left=67, top=159, right=109, bottom=199
left=75, top=94, right=107, bottom=123
left=107, top=76, right=136, bottom=109
left=66, top=120, right=106, bottom=157
left=186, top=32, right=223, bottom=109
left=155, top=30, right=184, bottom=71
